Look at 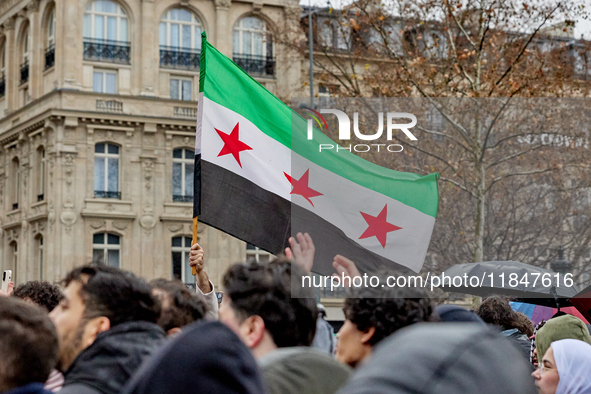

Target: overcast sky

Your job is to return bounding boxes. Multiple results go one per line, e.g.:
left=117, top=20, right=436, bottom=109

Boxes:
left=299, top=0, right=591, bottom=39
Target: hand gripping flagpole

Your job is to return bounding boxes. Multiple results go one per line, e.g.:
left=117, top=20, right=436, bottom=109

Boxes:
left=192, top=31, right=207, bottom=276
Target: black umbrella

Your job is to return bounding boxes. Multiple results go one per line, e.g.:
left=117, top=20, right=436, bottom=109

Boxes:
left=440, top=261, right=578, bottom=308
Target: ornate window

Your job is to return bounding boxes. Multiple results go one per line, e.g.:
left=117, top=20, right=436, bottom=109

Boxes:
left=83, top=1, right=130, bottom=64
left=45, top=8, right=56, bottom=70
left=94, top=142, right=120, bottom=198
left=171, top=236, right=195, bottom=288
left=0, top=42, right=6, bottom=98
left=92, top=232, right=121, bottom=268
left=159, top=8, right=201, bottom=70
left=232, top=17, right=274, bottom=77
left=36, top=235, right=44, bottom=280
left=37, top=147, right=45, bottom=202
left=11, top=158, right=20, bottom=210
left=9, top=241, right=18, bottom=283
left=172, top=148, right=194, bottom=202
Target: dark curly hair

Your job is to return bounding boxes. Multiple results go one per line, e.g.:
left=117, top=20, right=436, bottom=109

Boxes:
left=64, top=264, right=160, bottom=326
left=150, top=278, right=207, bottom=332
left=12, top=281, right=64, bottom=312
left=343, top=286, right=433, bottom=346
left=476, top=295, right=519, bottom=331
left=222, top=258, right=317, bottom=348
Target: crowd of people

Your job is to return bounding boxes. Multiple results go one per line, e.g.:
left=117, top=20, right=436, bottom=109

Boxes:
left=1, top=233, right=591, bottom=394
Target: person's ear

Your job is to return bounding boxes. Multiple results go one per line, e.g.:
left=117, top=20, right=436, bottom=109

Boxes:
left=83, top=316, right=111, bottom=348
left=360, top=326, right=376, bottom=345
left=167, top=327, right=182, bottom=337
left=240, top=315, right=266, bottom=349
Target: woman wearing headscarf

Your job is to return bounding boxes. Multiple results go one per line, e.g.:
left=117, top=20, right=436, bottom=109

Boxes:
left=532, top=339, right=591, bottom=394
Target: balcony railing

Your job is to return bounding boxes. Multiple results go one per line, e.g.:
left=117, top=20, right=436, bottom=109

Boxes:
left=174, top=106, right=197, bottom=118
left=173, top=195, right=193, bottom=203
left=0, top=75, right=5, bottom=98
left=83, top=38, right=130, bottom=64
left=94, top=190, right=121, bottom=199
left=45, top=44, right=55, bottom=70
left=20, top=60, right=29, bottom=85
left=232, top=54, right=275, bottom=78
left=96, top=99, right=123, bottom=113
left=160, top=46, right=200, bottom=70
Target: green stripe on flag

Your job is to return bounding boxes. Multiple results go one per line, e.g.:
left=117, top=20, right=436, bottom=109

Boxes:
left=198, top=37, right=439, bottom=218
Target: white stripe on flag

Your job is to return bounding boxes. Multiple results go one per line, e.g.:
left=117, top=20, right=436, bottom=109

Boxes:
left=201, top=97, right=434, bottom=272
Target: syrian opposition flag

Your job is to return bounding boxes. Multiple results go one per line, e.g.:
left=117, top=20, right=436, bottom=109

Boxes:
left=194, top=33, right=439, bottom=275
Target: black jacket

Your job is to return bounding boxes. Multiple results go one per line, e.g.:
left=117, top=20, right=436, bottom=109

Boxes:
left=60, top=321, right=166, bottom=394
left=122, top=321, right=265, bottom=394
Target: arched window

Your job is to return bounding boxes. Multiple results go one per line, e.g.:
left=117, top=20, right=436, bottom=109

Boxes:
left=172, top=148, right=194, bottom=202
left=37, top=147, right=45, bottom=201
left=93, top=232, right=120, bottom=267
left=232, top=17, right=274, bottom=77
left=94, top=142, right=120, bottom=199
left=171, top=236, right=195, bottom=287
left=84, top=1, right=128, bottom=42
left=159, top=8, right=201, bottom=70
left=11, top=158, right=20, bottom=210
left=83, top=1, right=130, bottom=64
left=20, top=25, right=31, bottom=85
left=45, top=8, right=56, bottom=70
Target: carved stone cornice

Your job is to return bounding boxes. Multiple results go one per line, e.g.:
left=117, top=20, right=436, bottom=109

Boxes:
left=214, top=0, right=231, bottom=9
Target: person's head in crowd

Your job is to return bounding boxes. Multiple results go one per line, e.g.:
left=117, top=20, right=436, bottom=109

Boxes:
left=535, top=314, right=591, bottom=361
left=476, top=295, right=519, bottom=330
left=336, top=286, right=433, bottom=368
left=49, top=264, right=161, bottom=372
left=12, top=280, right=63, bottom=312
left=121, top=321, right=265, bottom=394
left=514, top=312, right=534, bottom=337
left=150, top=278, right=206, bottom=336
left=338, top=323, right=537, bottom=394
left=219, top=257, right=317, bottom=359
left=434, top=304, right=485, bottom=324
left=0, top=297, right=58, bottom=393
left=532, top=339, right=591, bottom=394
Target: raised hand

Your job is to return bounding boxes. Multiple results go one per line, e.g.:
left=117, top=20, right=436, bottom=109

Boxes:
left=285, top=232, right=315, bottom=274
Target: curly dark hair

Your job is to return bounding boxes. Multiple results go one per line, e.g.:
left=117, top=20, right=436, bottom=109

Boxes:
left=343, top=286, right=433, bottom=347
left=222, top=258, right=317, bottom=348
left=12, top=281, right=64, bottom=312
left=476, top=295, right=519, bottom=330
left=64, top=264, right=160, bottom=326
left=513, top=312, right=534, bottom=337
left=150, top=279, right=207, bottom=332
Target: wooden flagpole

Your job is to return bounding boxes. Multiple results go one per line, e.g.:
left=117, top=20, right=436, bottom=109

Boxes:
left=192, top=217, right=199, bottom=275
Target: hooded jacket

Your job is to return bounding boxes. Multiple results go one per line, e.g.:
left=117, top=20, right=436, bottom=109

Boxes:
left=337, top=323, right=536, bottom=394
left=535, top=314, right=591, bottom=359
left=502, top=328, right=533, bottom=362
left=259, top=347, right=351, bottom=394
left=121, top=321, right=265, bottom=394
left=59, top=321, right=166, bottom=394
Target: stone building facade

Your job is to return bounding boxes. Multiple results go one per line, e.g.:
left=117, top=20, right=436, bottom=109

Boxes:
left=0, top=0, right=301, bottom=290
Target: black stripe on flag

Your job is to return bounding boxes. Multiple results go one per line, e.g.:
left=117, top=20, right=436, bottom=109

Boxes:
left=196, top=160, right=412, bottom=276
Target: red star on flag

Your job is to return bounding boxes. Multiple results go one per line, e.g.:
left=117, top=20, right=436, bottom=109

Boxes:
left=215, top=122, right=252, bottom=168
left=359, top=204, right=402, bottom=248
left=284, top=169, right=323, bottom=207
